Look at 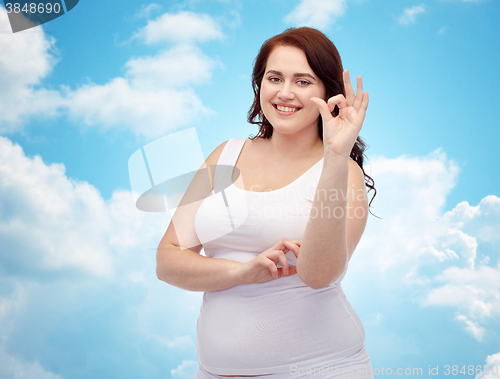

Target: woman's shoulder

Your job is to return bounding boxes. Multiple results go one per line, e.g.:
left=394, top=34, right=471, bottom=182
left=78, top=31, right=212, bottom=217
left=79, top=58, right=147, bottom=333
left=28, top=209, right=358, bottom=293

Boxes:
left=205, top=140, right=229, bottom=168
left=207, top=137, right=258, bottom=162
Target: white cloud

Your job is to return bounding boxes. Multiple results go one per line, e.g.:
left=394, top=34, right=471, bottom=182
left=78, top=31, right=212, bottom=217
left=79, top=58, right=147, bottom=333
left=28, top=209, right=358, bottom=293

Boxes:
left=365, top=312, right=384, bottom=326
left=422, top=263, right=500, bottom=319
left=0, top=136, right=201, bottom=375
left=125, top=45, right=218, bottom=89
left=344, top=148, right=500, bottom=341
left=60, top=13, right=223, bottom=138
left=417, top=246, right=459, bottom=263
left=454, top=313, right=486, bottom=341
left=397, top=5, right=426, bottom=25
left=351, top=149, right=459, bottom=274
left=0, top=136, right=115, bottom=277
left=0, top=9, right=223, bottom=138
left=135, top=11, right=224, bottom=45
left=417, top=195, right=500, bottom=324
left=134, top=3, right=161, bottom=19
left=476, top=353, right=500, bottom=378
left=171, top=360, right=199, bottom=378
left=284, top=0, right=347, bottom=29
left=0, top=345, right=63, bottom=379
left=62, top=76, right=214, bottom=139
left=437, top=26, right=449, bottom=35
left=442, top=195, right=500, bottom=245
left=0, top=10, right=61, bottom=133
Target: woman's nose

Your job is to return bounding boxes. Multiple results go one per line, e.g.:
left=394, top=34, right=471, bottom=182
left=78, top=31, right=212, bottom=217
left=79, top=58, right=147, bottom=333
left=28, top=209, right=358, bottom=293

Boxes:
left=277, top=82, right=295, bottom=100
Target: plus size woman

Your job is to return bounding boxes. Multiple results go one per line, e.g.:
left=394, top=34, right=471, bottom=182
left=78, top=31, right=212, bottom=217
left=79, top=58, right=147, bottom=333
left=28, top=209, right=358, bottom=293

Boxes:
left=156, top=27, right=377, bottom=378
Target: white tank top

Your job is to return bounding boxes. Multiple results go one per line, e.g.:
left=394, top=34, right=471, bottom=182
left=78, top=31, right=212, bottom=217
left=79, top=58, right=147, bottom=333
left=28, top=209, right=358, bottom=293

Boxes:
left=194, top=137, right=366, bottom=375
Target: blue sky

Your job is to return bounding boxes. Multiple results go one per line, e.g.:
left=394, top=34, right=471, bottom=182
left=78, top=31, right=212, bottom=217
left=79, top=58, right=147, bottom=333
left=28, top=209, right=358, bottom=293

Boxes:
left=0, top=0, right=499, bottom=378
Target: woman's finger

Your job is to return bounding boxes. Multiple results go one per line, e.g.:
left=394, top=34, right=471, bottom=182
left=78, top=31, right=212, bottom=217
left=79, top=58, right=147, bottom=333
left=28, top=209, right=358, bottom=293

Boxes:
left=343, top=70, right=355, bottom=106
left=276, top=252, right=290, bottom=275
left=327, top=94, right=347, bottom=114
left=353, top=75, right=364, bottom=111
left=275, top=238, right=297, bottom=256
left=310, top=97, right=333, bottom=123
left=265, top=259, right=279, bottom=279
left=283, top=240, right=300, bottom=258
left=363, top=91, right=369, bottom=111
left=275, top=238, right=289, bottom=251
left=357, top=91, right=369, bottom=124
left=277, top=265, right=297, bottom=278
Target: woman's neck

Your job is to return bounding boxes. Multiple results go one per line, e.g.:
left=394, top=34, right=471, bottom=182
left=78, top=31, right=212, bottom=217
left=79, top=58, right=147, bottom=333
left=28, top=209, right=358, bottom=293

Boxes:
left=265, top=130, right=323, bottom=161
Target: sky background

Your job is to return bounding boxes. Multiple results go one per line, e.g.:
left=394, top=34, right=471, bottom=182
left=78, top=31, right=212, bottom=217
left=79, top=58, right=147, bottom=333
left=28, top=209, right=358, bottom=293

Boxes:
left=0, top=0, right=499, bottom=378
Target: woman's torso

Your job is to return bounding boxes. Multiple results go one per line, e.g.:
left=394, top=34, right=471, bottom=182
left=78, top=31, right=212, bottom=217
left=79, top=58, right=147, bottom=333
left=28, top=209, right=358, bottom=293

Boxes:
left=194, top=137, right=366, bottom=376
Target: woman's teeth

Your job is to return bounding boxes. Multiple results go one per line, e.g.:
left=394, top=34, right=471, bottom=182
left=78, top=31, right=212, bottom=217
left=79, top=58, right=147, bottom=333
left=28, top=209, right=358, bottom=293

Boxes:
left=276, top=105, right=299, bottom=112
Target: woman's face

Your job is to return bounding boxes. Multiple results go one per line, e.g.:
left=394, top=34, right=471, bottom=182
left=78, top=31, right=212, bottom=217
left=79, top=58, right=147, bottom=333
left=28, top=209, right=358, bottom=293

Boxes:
left=260, top=45, right=326, bottom=138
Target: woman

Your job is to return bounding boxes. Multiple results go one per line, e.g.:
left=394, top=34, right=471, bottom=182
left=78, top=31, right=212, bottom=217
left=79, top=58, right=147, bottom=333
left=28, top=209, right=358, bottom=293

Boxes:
left=156, top=27, right=376, bottom=378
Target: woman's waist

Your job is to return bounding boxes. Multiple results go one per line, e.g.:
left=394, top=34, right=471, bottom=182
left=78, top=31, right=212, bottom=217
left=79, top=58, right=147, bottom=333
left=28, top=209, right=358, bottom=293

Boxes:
left=196, top=286, right=365, bottom=374
left=198, top=285, right=358, bottom=334
left=197, top=335, right=367, bottom=376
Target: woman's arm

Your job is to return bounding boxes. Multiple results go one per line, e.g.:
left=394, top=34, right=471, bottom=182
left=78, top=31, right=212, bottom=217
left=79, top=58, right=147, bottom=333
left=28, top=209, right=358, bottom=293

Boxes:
left=299, top=70, right=369, bottom=289
left=156, top=240, right=243, bottom=292
left=157, top=236, right=301, bottom=292
left=156, top=140, right=244, bottom=292
left=296, top=156, right=368, bottom=289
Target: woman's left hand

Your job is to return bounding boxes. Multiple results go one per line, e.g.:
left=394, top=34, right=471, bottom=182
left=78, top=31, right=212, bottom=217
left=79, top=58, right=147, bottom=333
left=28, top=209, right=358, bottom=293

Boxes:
left=311, top=69, right=369, bottom=159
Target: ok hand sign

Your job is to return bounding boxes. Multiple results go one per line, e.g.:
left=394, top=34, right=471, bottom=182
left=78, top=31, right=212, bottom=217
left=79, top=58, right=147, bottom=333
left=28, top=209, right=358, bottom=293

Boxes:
left=311, top=69, right=369, bottom=159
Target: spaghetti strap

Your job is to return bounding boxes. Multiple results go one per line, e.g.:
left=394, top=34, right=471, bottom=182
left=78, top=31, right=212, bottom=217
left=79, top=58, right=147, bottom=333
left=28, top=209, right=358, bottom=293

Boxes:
left=213, top=138, right=247, bottom=194
left=217, top=137, right=247, bottom=166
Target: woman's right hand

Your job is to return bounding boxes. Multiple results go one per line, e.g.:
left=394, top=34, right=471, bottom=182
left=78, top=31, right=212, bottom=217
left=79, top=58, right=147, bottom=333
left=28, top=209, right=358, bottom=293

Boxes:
left=237, top=239, right=301, bottom=284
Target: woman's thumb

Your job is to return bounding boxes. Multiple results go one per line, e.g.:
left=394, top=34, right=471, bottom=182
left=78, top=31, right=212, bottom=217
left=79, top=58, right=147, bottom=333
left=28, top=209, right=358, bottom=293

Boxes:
left=310, top=97, right=332, bottom=122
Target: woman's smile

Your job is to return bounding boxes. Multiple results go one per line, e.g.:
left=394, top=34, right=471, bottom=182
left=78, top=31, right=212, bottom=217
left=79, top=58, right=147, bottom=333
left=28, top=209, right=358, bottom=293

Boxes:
left=273, top=103, right=302, bottom=114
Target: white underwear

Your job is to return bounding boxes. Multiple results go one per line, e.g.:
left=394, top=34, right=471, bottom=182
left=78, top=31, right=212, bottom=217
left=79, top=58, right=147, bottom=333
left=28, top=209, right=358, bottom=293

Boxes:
left=195, top=345, right=374, bottom=379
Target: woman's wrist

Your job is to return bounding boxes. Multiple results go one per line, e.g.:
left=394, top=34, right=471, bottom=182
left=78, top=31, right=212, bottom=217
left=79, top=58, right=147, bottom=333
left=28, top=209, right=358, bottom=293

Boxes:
left=231, top=261, right=249, bottom=286
left=323, top=148, right=350, bottom=164
left=322, top=153, right=349, bottom=176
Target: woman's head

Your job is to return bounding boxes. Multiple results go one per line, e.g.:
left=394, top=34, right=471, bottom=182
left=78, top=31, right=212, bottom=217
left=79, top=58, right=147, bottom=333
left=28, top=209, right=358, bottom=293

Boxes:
left=248, top=27, right=378, bottom=213
left=248, top=27, right=345, bottom=139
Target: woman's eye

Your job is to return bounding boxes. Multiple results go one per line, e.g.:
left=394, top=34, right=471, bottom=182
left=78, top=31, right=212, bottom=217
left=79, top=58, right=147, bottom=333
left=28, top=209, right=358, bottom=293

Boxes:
left=297, top=80, right=310, bottom=86
left=269, top=77, right=281, bottom=83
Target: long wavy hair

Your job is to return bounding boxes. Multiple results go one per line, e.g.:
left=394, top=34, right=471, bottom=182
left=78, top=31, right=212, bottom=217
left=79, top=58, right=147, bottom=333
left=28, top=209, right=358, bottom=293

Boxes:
left=247, top=27, right=378, bottom=215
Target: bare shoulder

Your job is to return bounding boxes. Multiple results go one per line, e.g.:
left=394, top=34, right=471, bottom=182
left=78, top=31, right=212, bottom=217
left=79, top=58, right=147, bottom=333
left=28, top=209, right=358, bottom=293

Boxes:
left=205, top=140, right=229, bottom=168
left=348, top=157, right=365, bottom=180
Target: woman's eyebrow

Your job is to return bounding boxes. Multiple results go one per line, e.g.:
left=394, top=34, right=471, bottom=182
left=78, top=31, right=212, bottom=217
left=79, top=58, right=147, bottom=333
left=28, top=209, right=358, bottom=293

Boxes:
left=265, top=70, right=317, bottom=81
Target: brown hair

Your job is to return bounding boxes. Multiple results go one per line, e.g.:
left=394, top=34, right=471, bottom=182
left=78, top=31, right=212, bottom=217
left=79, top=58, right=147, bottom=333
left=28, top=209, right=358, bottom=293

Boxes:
left=247, top=27, right=378, bottom=215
